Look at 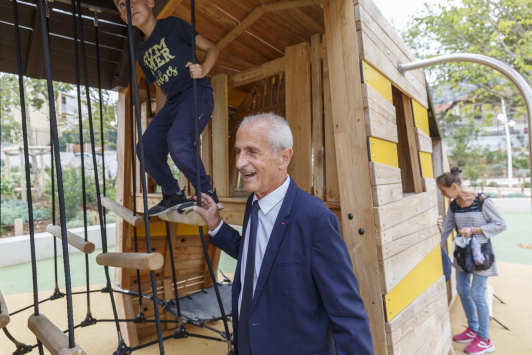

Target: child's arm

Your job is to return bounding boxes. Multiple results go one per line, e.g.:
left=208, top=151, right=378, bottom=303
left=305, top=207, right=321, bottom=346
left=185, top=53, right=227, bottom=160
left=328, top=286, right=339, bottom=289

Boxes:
left=185, top=35, right=219, bottom=79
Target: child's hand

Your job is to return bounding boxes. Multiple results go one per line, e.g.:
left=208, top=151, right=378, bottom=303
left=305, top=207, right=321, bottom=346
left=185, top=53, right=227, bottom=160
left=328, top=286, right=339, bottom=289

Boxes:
left=186, top=62, right=207, bottom=79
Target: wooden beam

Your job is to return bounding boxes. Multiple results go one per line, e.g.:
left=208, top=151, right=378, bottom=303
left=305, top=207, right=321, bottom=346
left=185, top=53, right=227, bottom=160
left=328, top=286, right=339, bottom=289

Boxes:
left=228, top=57, right=285, bottom=89
left=211, top=74, right=230, bottom=197
left=155, top=0, right=184, bottom=19
left=159, top=210, right=207, bottom=226
left=285, top=43, right=312, bottom=194
left=311, top=34, right=325, bottom=200
left=46, top=225, right=96, bottom=254
left=28, top=314, right=86, bottom=355
left=263, top=0, right=315, bottom=11
left=96, top=252, right=164, bottom=271
left=403, top=94, right=424, bottom=193
left=101, top=196, right=144, bottom=228
left=323, top=0, right=387, bottom=353
left=216, top=6, right=265, bottom=51
left=25, top=5, right=45, bottom=79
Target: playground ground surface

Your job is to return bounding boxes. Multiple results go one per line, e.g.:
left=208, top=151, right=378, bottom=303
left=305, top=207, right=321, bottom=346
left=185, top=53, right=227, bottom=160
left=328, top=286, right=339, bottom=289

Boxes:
left=0, top=213, right=530, bottom=353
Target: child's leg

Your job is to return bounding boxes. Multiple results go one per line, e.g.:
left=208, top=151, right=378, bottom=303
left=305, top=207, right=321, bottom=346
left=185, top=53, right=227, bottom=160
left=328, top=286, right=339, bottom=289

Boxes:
left=167, top=87, right=214, bottom=193
left=137, top=102, right=181, bottom=195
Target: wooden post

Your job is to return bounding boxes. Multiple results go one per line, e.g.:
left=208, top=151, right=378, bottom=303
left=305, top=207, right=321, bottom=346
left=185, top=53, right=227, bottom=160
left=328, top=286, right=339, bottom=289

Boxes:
left=324, top=0, right=387, bottom=353
left=4, top=151, right=11, bottom=180
left=14, top=218, right=24, bottom=236
left=202, top=120, right=213, bottom=184
left=402, top=94, right=423, bottom=193
left=211, top=74, right=229, bottom=197
left=311, top=34, right=325, bottom=200
left=19, top=147, right=26, bottom=202
left=285, top=43, right=312, bottom=194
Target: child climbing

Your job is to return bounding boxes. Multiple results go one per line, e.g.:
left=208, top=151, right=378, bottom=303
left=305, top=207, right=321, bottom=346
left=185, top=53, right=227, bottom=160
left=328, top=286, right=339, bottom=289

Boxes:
left=114, top=0, right=222, bottom=215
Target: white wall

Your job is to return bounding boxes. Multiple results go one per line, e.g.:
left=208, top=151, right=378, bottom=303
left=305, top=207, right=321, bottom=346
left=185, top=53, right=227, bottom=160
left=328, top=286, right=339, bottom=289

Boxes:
left=0, top=224, right=116, bottom=268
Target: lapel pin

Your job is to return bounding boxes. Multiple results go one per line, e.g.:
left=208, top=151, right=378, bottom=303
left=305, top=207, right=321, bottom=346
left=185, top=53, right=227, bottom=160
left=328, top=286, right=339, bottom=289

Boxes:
left=281, top=222, right=285, bottom=225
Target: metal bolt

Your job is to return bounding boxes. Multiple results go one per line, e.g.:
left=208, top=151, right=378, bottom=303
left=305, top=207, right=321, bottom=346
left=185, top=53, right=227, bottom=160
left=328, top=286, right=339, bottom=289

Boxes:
left=390, top=310, right=392, bottom=314
left=388, top=298, right=391, bottom=301
left=366, top=78, right=369, bottom=82
left=387, top=50, right=390, bottom=55
left=358, top=228, right=364, bottom=235
left=372, top=141, right=375, bottom=144
left=373, top=154, right=376, bottom=157
left=348, top=214, right=353, bottom=220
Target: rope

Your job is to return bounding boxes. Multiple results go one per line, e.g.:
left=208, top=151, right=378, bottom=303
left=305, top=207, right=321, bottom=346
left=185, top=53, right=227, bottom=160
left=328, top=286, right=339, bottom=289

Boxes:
left=12, top=2, right=44, bottom=353
left=68, top=0, right=91, bottom=317
left=124, top=0, right=166, bottom=352
left=127, top=40, right=144, bottom=313
left=73, top=0, right=123, bottom=342
left=190, top=0, right=232, bottom=351
left=37, top=0, right=77, bottom=347
left=93, top=16, right=107, bottom=228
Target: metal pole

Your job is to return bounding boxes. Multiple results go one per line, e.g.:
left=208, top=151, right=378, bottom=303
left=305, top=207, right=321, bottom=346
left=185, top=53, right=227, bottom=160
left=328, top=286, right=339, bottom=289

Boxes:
left=398, top=53, right=532, bottom=202
left=501, top=99, right=513, bottom=188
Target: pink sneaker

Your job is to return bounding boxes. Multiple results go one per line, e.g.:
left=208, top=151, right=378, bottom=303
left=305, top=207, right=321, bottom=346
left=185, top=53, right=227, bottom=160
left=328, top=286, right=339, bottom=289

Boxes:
left=453, top=327, right=477, bottom=343
left=464, top=335, right=495, bottom=355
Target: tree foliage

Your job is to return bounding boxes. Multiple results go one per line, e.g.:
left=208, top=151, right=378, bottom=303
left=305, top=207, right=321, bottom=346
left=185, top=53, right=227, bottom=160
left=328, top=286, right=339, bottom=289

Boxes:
left=403, top=0, right=532, bottom=119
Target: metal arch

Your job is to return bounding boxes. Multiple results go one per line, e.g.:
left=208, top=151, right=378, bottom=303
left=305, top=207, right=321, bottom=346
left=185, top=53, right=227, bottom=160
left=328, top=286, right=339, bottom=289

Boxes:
left=398, top=53, right=532, bottom=193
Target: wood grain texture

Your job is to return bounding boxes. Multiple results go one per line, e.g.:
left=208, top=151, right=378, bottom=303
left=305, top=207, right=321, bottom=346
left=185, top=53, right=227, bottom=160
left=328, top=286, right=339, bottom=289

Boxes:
left=159, top=210, right=208, bottom=226
left=371, top=183, right=403, bottom=207
left=370, top=162, right=402, bottom=186
left=323, top=40, right=340, bottom=202
left=101, top=196, right=143, bottom=228
left=96, top=252, right=164, bottom=271
left=46, top=225, right=96, bottom=254
left=311, top=34, right=325, bottom=200
left=374, top=191, right=437, bottom=232
left=422, top=177, right=436, bottom=192
left=362, top=83, right=396, bottom=123
left=376, top=206, right=439, bottom=245
left=416, top=128, right=433, bottom=153
left=324, top=0, right=387, bottom=352
left=211, top=74, right=230, bottom=197
left=402, top=93, right=424, bottom=193
left=285, top=42, right=312, bottom=194
left=378, top=224, right=440, bottom=260
left=365, top=107, right=398, bottom=143
left=228, top=57, right=285, bottom=89
left=28, top=314, right=86, bottom=355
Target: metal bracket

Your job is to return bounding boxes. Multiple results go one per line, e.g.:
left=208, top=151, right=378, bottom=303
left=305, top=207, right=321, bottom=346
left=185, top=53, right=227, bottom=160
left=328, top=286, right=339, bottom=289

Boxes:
left=89, top=6, right=102, bottom=27
left=113, top=341, right=132, bottom=355
left=50, top=288, right=65, bottom=300
left=172, top=325, right=189, bottom=339
left=13, top=343, right=33, bottom=355
left=80, top=313, right=97, bottom=327
left=397, top=60, right=405, bottom=76
left=133, top=312, right=147, bottom=324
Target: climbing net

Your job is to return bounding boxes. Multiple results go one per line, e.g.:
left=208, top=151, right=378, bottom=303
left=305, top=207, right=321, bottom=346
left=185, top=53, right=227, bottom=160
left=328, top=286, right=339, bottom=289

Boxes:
left=2, top=0, right=233, bottom=354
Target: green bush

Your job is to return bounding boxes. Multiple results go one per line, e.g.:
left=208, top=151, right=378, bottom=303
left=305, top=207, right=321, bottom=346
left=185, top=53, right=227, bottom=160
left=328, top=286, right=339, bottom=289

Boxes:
left=0, top=198, right=51, bottom=226
left=487, top=181, right=498, bottom=187
left=525, top=182, right=531, bottom=188
left=517, top=169, right=530, bottom=178
left=1, top=179, right=15, bottom=201
left=489, top=163, right=505, bottom=175
left=505, top=193, right=527, bottom=198
left=483, top=192, right=498, bottom=199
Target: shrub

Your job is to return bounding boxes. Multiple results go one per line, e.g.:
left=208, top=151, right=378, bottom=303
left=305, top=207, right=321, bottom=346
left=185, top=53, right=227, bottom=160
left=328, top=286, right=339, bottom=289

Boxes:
left=505, top=193, right=527, bottom=198
left=487, top=181, right=498, bottom=187
left=525, top=182, right=531, bottom=188
left=483, top=192, right=498, bottom=199
left=0, top=198, right=51, bottom=226
left=489, top=163, right=505, bottom=175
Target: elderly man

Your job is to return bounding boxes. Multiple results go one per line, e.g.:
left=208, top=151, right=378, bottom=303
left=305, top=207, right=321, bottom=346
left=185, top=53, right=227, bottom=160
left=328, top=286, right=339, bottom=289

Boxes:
left=193, top=113, right=373, bottom=355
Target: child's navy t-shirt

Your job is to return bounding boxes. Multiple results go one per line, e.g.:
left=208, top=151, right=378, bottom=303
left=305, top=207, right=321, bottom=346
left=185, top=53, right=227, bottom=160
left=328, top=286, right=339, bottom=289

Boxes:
left=136, top=17, right=212, bottom=101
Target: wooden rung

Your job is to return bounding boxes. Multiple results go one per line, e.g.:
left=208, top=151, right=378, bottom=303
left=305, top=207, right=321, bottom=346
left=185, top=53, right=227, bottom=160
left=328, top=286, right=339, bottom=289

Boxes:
left=0, top=290, right=10, bottom=329
left=100, top=196, right=144, bottom=227
left=96, top=252, right=164, bottom=271
left=28, top=314, right=86, bottom=355
left=159, top=210, right=207, bottom=226
left=46, top=225, right=96, bottom=254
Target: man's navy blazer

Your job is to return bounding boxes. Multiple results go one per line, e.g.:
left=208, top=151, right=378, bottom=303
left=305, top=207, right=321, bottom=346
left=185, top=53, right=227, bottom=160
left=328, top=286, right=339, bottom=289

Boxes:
left=209, top=178, right=374, bottom=355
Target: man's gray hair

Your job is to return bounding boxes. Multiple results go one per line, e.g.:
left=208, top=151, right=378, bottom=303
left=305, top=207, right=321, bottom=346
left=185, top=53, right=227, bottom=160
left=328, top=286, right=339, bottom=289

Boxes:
left=239, top=112, right=293, bottom=155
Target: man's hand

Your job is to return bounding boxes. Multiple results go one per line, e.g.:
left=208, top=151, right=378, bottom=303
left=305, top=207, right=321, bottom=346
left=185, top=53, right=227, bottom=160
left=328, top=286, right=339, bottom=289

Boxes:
left=192, top=193, right=221, bottom=231
left=185, top=62, right=207, bottom=79
left=437, top=215, right=444, bottom=233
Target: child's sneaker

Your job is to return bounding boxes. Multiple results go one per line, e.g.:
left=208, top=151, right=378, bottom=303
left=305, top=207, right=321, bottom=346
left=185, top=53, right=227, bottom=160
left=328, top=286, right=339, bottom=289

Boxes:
left=464, top=335, right=495, bottom=354
left=177, top=189, right=224, bottom=214
left=453, top=327, right=477, bottom=343
left=148, top=191, right=188, bottom=216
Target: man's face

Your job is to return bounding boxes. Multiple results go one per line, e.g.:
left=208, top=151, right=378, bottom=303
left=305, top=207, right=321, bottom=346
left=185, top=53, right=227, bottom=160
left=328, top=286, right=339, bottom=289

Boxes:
left=115, top=0, right=153, bottom=27
left=235, top=121, right=292, bottom=199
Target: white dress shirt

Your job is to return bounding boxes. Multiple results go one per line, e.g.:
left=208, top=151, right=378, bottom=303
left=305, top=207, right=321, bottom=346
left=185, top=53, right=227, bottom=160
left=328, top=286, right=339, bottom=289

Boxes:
left=209, top=175, right=291, bottom=318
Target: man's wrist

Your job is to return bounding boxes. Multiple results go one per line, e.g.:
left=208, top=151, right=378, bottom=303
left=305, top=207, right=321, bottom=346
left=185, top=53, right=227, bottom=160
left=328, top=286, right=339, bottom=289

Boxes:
left=208, top=220, right=223, bottom=237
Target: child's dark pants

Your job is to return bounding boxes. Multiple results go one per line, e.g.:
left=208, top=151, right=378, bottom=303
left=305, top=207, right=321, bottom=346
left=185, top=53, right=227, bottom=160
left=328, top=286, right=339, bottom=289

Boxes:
left=137, top=87, right=214, bottom=195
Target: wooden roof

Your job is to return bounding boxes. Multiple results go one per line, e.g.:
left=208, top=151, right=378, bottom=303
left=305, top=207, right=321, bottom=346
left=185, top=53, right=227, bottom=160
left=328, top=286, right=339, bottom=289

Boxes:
left=1, top=0, right=324, bottom=91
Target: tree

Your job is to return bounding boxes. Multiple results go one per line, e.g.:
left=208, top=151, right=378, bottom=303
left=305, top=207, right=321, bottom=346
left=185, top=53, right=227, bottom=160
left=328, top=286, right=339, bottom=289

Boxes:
left=403, top=0, right=532, bottom=122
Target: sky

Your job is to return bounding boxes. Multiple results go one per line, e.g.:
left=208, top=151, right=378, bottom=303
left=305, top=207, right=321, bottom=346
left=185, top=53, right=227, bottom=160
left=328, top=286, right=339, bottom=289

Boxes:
left=371, top=0, right=448, bottom=34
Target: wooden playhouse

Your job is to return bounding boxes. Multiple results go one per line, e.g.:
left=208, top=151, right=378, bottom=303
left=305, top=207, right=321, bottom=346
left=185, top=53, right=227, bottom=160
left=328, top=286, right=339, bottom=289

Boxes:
left=111, top=0, right=457, bottom=353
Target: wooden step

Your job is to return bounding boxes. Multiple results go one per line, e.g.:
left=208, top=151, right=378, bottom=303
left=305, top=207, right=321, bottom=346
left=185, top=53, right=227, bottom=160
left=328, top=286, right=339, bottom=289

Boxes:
left=96, top=252, right=164, bottom=271
left=46, top=225, right=96, bottom=254
left=159, top=209, right=207, bottom=226
left=28, top=314, right=86, bottom=355
left=101, top=196, right=144, bottom=227
left=0, top=290, right=9, bottom=329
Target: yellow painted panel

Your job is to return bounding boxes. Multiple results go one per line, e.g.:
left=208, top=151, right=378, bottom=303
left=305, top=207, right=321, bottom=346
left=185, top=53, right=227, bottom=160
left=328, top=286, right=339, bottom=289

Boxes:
left=361, top=60, right=393, bottom=104
left=133, top=222, right=208, bottom=237
left=384, top=245, right=443, bottom=321
left=419, top=152, right=434, bottom=178
left=412, top=99, right=430, bottom=136
left=368, top=137, right=398, bottom=168
left=228, top=89, right=247, bottom=108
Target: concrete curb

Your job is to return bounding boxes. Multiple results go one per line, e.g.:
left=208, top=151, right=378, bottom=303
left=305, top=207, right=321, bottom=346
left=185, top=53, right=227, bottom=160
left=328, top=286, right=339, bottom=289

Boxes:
left=0, top=224, right=116, bottom=268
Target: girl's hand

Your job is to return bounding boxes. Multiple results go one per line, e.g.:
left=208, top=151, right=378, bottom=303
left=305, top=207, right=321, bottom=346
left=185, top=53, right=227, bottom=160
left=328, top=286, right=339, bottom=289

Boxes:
left=186, top=62, right=207, bottom=79
left=437, top=215, right=444, bottom=233
left=458, top=228, right=473, bottom=238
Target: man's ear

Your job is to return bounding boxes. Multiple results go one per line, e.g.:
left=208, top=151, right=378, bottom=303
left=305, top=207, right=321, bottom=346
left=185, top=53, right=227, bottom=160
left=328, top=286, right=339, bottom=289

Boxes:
left=279, top=148, right=293, bottom=169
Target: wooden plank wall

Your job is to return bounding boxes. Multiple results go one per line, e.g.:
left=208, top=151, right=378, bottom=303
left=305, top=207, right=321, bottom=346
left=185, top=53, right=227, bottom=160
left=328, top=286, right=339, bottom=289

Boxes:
left=354, top=0, right=452, bottom=354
